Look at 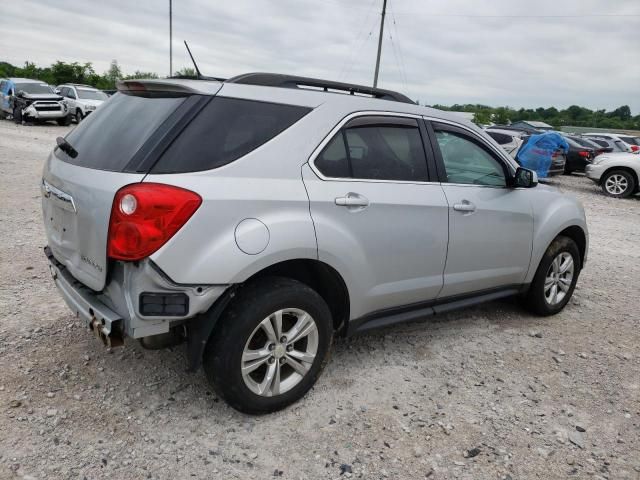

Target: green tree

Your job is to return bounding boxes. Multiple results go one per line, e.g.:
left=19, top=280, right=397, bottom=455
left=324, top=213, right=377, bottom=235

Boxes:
left=174, top=67, right=197, bottom=77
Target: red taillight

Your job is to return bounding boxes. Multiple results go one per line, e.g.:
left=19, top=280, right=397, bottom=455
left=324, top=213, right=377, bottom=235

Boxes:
left=107, top=183, right=202, bottom=261
left=578, top=150, right=590, bottom=158
left=631, top=145, right=640, bottom=152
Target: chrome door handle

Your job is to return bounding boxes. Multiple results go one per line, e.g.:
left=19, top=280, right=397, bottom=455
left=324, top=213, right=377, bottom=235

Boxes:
left=453, top=200, right=476, bottom=212
left=335, top=193, right=369, bottom=207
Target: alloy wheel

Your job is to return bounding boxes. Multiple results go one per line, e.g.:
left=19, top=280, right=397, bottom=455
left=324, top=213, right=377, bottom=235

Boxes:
left=605, top=174, right=628, bottom=195
left=241, top=308, right=319, bottom=397
left=544, top=252, right=574, bottom=305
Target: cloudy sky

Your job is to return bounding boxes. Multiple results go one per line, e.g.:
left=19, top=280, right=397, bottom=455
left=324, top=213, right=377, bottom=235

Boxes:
left=2, top=0, right=639, bottom=112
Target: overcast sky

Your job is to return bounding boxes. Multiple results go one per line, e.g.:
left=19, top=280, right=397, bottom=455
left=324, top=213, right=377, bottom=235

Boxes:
left=2, top=0, right=639, bottom=113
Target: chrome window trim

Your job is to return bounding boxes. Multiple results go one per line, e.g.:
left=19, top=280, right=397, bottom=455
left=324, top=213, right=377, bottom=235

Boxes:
left=307, top=110, right=440, bottom=185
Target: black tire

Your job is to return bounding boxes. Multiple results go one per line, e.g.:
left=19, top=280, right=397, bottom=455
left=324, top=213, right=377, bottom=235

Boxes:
left=13, top=106, right=22, bottom=124
left=601, top=170, right=635, bottom=198
left=75, top=109, right=84, bottom=123
left=524, top=236, right=580, bottom=316
left=203, top=276, right=333, bottom=414
left=57, top=115, right=72, bottom=126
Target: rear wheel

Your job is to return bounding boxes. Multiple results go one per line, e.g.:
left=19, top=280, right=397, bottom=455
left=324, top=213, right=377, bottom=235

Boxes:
left=524, top=236, right=580, bottom=316
left=203, top=277, right=333, bottom=414
left=601, top=170, right=635, bottom=198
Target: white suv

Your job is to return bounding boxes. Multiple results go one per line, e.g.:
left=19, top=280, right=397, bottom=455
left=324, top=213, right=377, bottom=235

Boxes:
left=56, top=84, right=108, bottom=123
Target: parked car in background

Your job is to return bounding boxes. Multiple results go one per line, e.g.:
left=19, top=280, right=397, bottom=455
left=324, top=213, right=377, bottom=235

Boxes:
left=585, top=137, right=628, bottom=153
left=485, top=128, right=524, bottom=158
left=516, top=134, right=567, bottom=177
left=56, top=84, right=109, bottom=123
left=583, top=133, right=639, bottom=153
left=570, top=136, right=612, bottom=156
left=562, top=136, right=596, bottom=174
left=586, top=151, right=640, bottom=198
left=0, top=78, right=70, bottom=125
left=41, top=74, right=588, bottom=413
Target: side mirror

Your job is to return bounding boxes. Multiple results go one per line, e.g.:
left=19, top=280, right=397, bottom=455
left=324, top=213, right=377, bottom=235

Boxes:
left=54, top=88, right=61, bottom=94
left=514, top=167, right=538, bottom=188
left=17, top=90, right=25, bottom=97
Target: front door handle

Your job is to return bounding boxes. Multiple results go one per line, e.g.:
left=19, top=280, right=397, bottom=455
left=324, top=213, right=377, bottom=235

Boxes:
left=335, top=193, right=369, bottom=208
left=453, top=200, right=476, bottom=212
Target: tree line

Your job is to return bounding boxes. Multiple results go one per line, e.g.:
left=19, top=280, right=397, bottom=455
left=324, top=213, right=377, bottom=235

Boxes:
left=429, top=103, right=639, bottom=131
left=0, top=60, right=192, bottom=91
left=2, top=60, right=637, bottom=130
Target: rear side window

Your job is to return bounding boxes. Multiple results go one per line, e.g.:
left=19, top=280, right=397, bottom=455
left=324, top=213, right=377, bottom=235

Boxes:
left=151, top=97, right=311, bottom=173
left=487, top=131, right=513, bottom=145
left=57, top=93, right=186, bottom=171
left=314, top=119, right=429, bottom=182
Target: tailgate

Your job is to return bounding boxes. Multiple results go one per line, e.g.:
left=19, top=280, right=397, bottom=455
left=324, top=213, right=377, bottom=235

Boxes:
left=42, top=153, right=144, bottom=291
left=40, top=80, right=223, bottom=292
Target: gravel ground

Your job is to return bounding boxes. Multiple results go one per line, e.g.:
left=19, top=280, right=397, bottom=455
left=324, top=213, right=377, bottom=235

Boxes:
left=0, top=120, right=639, bottom=480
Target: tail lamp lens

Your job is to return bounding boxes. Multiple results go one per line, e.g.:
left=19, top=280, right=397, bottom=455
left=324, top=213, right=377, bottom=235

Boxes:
left=108, top=183, right=202, bottom=261
left=631, top=145, right=639, bottom=152
left=578, top=151, right=590, bottom=158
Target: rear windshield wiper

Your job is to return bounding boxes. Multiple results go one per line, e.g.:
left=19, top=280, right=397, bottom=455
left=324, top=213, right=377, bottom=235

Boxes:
left=56, top=137, right=78, bottom=159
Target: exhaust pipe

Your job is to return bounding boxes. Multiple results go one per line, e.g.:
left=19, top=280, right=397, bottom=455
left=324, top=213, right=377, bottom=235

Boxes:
left=89, top=317, right=124, bottom=348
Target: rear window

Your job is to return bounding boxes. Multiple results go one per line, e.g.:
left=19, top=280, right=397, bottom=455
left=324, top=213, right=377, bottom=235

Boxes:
left=151, top=97, right=311, bottom=173
left=619, top=136, right=638, bottom=145
left=57, top=93, right=186, bottom=171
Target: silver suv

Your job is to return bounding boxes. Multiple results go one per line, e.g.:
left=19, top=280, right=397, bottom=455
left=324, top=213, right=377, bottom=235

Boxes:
left=41, top=74, right=588, bottom=413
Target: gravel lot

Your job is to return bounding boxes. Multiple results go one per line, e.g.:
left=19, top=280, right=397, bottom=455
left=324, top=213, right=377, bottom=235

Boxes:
left=0, top=120, right=639, bottom=480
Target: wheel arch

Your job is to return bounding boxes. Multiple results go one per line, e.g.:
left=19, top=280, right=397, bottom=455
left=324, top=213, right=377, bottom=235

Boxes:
left=244, top=258, right=350, bottom=333
left=556, top=225, right=587, bottom=269
left=185, top=258, right=351, bottom=371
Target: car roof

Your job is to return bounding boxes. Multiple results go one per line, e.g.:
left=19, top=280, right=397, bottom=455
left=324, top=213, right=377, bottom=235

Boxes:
left=118, top=76, right=476, bottom=127
left=8, top=78, right=46, bottom=83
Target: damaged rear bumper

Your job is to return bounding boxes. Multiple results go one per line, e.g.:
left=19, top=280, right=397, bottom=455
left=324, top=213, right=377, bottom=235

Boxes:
left=44, top=246, right=229, bottom=343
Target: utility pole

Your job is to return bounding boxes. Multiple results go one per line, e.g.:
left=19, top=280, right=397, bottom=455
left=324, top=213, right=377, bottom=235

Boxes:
left=169, top=0, right=173, bottom=77
left=373, top=0, right=387, bottom=88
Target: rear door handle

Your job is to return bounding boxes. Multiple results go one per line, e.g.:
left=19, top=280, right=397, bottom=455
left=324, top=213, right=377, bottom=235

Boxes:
left=453, top=200, right=476, bottom=212
left=335, top=193, right=369, bottom=208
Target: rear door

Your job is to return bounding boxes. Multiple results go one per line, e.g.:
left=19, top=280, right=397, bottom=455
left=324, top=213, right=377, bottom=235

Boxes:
left=302, top=114, right=449, bottom=319
left=426, top=120, right=534, bottom=298
left=42, top=89, right=212, bottom=291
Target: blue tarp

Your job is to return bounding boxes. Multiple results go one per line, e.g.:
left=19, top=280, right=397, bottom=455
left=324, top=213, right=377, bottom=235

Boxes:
left=516, top=132, right=569, bottom=178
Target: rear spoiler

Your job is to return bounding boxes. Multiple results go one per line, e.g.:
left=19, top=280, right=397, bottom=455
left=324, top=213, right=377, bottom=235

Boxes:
left=116, top=79, right=222, bottom=96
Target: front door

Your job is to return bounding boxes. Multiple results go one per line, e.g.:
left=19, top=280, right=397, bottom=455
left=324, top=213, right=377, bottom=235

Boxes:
left=302, top=114, right=449, bottom=319
left=427, top=121, right=534, bottom=298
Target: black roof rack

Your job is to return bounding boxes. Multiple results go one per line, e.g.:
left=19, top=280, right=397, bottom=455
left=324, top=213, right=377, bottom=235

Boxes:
left=225, top=72, right=415, bottom=104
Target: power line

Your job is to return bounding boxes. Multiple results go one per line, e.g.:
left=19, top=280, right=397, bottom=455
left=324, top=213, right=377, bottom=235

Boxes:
left=337, top=0, right=378, bottom=81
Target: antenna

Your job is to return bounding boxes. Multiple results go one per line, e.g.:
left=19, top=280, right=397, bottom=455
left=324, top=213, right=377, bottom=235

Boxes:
left=183, top=40, right=202, bottom=79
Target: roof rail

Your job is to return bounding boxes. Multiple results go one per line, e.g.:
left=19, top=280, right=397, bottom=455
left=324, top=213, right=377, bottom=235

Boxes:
left=225, top=72, right=415, bottom=104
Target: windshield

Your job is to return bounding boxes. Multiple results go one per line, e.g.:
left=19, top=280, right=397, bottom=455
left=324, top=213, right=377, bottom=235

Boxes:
left=16, top=83, right=54, bottom=94
left=77, top=89, right=108, bottom=101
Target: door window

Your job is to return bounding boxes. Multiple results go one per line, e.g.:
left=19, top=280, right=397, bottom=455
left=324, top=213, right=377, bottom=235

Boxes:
left=315, top=119, right=429, bottom=182
left=67, top=89, right=76, bottom=99
left=434, top=129, right=507, bottom=187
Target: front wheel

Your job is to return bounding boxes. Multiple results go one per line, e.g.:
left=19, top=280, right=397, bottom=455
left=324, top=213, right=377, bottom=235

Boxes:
left=524, top=236, right=580, bottom=316
left=203, top=277, right=333, bottom=414
left=13, top=106, right=22, bottom=124
left=601, top=170, right=635, bottom=198
left=57, top=114, right=72, bottom=126
left=75, top=109, right=84, bottom=123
